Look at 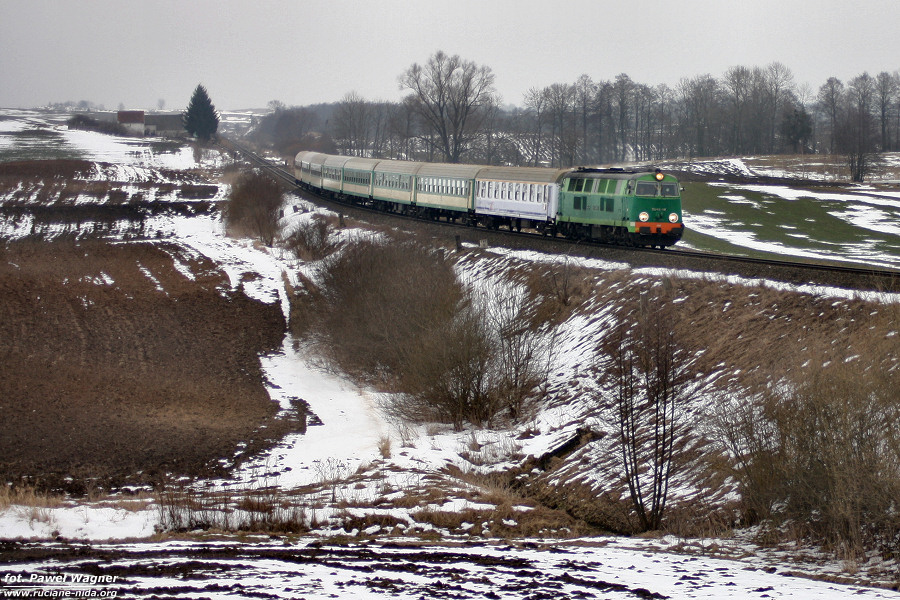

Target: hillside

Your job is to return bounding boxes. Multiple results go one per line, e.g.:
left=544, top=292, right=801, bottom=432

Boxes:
left=0, top=108, right=898, bottom=598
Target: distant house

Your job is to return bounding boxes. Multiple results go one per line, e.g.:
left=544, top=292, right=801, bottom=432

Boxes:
left=117, top=110, right=145, bottom=135
left=144, top=113, right=186, bottom=137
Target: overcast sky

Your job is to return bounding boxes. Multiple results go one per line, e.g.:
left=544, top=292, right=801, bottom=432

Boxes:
left=2, top=0, right=898, bottom=111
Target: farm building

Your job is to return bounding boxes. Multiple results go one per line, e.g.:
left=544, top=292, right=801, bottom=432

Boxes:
left=117, top=110, right=145, bottom=135
left=144, top=113, right=185, bottom=137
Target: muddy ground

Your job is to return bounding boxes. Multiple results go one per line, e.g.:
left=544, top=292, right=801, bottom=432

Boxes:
left=0, top=233, right=292, bottom=492
left=0, top=539, right=671, bottom=599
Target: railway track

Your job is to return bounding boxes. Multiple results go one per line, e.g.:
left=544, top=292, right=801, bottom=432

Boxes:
left=223, top=140, right=900, bottom=294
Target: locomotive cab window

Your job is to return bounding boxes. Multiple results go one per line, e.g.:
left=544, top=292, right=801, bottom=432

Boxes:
left=661, top=183, right=679, bottom=197
left=635, top=181, right=657, bottom=196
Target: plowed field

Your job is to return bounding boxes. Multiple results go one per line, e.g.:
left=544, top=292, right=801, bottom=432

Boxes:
left=0, top=235, right=288, bottom=492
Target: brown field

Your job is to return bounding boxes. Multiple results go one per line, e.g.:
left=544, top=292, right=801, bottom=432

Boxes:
left=0, top=234, right=290, bottom=493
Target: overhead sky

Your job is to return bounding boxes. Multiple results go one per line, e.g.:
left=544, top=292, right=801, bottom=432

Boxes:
left=2, top=0, right=898, bottom=111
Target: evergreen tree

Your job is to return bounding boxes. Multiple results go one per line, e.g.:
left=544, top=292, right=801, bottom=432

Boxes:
left=183, top=84, right=220, bottom=142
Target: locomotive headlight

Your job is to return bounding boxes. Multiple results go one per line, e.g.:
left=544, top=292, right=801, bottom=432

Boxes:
left=655, top=170, right=664, bottom=181
left=668, top=213, right=679, bottom=223
left=639, top=212, right=650, bottom=222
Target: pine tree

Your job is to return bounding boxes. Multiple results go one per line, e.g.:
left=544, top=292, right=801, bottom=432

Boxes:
left=182, top=84, right=220, bottom=142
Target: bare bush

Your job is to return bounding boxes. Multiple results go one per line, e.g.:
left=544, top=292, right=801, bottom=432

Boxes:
left=480, top=283, right=556, bottom=420
left=305, top=236, right=464, bottom=382
left=155, top=481, right=307, bottom=534
left=392, top=301, right=496, bottom=427
left=716, top=363, right=900, bottom=558
left=390, top=281, right=556, bottom=428
left=298, top=237, right=556, bottom=429
left=223, top=170, right=284, bottom=246
left=283, top=214, right=338, bottom=261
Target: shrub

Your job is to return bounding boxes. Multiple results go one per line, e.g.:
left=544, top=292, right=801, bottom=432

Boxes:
left=305, top=236, right=464, bottom=382
left=716, top=363, right=900, bottom=558
left=391, top=301, right=497, bottom=427
left=66, top=114, right=128, bottom=136
left=223, top=170, right=284, bottom=246
left=392, top=282, right=554, bottom=427
left=298, top=236, right=555, bottom=428
left=283, top=214, right=337, bottom=261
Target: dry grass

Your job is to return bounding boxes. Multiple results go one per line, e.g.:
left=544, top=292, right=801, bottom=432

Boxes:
left=377, top=436, right=392, bottom=459
left=494, top=264, right=899, bottom=547
left=0, top=484, right=66, bottom=511
left=575, top=271, right=900, bottom=394
left=714, top=361, right=900, bottom=559
left=742, top=153, right=900, bottom=182
left=155, top=482, right=308, bottom=534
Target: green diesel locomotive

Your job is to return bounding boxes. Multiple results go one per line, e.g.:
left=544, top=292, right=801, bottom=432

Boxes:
left=556, top=167, right=683, bottom=248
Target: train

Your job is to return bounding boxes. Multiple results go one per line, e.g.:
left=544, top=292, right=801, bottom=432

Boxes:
left=294, top=151, right=684, bottom=248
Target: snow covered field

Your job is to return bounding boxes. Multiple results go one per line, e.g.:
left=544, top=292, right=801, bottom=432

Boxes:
left=671, top=156, right=900, bottom=270
left=4, top=536, right=896, bottom=599
left=1, top=109, right=899, bottom=598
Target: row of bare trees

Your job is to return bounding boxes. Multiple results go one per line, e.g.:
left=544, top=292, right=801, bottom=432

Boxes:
left=519, top=65, right=899, bottom=174
left=253, top=51, right=900, bottom=181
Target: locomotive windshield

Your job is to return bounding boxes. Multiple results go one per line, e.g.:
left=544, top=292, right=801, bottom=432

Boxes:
left=635, top=181, right=680, bottom=197
left=661, top=182, right=679, bottom=197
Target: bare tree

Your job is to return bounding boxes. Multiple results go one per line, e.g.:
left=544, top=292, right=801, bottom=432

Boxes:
left=594, top=81, right=615, bottom=162
left=387, top=97, right=419, bottom=160
left=677, top=74, right=720, bottom=157
left=875, top=71, right=899, bottom=151
left=598, top=290, right=699, bottom=531
left=333, top=91, right=373, bottom=156
left=633, top=83, right=657, bottom=161
left=765, top=62, right=795, bottom=151
left=723, top=66, right=752, bottom=154
left=368, top=101, right=395, bottom=158
left=574, top=74, right=596, bottom=164
left=480, top=283, right=556, bottom=420
left=521, top=87, right=551, bottom=166
left=837, top=73, right=878, bottom=182
left=251, top=106, right=323, bottom=157
left=612, top=74, right=635, bottom=161
left=545, top=83, right=576, bottom=167
left=399, top=51, right=497, bottom=163
left=396, top=281, right=556, bottom=428
left=817, top=77, right=845, bottom=154
left=652, top=83, right=678, bottom=159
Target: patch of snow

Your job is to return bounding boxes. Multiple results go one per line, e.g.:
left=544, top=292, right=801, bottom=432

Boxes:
left=0, top=504, right=156, bottom=541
